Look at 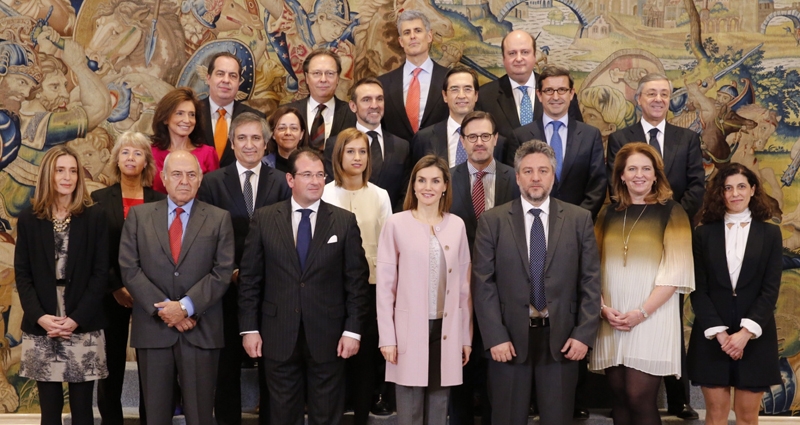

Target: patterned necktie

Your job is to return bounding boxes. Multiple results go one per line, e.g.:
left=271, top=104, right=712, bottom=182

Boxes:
left=406, top=68, right=422, bottom=133
left=529, top=208, right=547, bottom=311
left=309, top=104, right=327, bottom=151
left=519, top=86, right=533, bottom=125
left=296, top=209, right=312, bottom=270
left=550, top=121, right=564, bottom=179
left=243, top=170, right=254, bottom=218
left=169, top=207, right=184, bottom=264
left=214, top=108, right=228, bottom=159
left=455, top=127, right=467, bottom=165
left=368, top=131, right=383, bottom=175
left=472, top=170, right=487, bottom=219
left=648, top=128, right=661, bottom=156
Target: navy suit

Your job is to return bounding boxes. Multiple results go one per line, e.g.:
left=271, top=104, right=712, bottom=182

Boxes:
left=411, top=119, right=507, bottom=166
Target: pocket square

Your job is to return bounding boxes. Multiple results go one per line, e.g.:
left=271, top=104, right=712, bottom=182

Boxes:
left=327, top=235, right=338, bottom=244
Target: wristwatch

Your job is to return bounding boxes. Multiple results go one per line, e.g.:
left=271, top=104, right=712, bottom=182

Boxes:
left=179, top=301, right=188, bottom=317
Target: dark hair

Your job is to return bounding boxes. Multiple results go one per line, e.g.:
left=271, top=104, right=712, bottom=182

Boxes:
left=442, top=65, right=479, bottom=92
left=500, top=30, right=536, bottom=56
left=537, top=64, right=573, bottom=90
left=332, top=128, right=370, bottom=187
left=302, top=49, right=342, bottom=75
left=610, top=142, right=673, bottom=210
left=207, top=52, right=242, bottom=76
left=699, top=163, right=774, bottom=223
left=151, top=87, right=206, bottom=150
left=403, top=154, right=452, bottom=214
left=349, top=77, right=383, bottom=102
left=460, top=111, right=496, bottom=135
left=288, top=148, right=325, bottom=175
left=266, top=106, right=308, bottom=155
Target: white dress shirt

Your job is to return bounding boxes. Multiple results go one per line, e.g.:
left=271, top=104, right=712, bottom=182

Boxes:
left=542, top=113, right=569, bottom=156
left=446, top=116, right=462, bottom=168
left=356, top=122, right=384, bottom=154
left=209, top=98, right=234, bottom=138
left=467, top=159, right=497, bottom=211
left=235, top=161, right=262, bottom=207
left=402, top=57, right=434, bottom=129
left=307, top=97, right=336, bottom=140
left=508, top=73, right=537, bottom=122
left=521, top=195, right=550, bottom=317
left=640, top=118, right=666, bottom=156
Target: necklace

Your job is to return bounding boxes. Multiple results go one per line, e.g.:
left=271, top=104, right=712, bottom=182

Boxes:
left=622, top=205, right=647, bottom=266
left=53, top=214, right=71, bottom=232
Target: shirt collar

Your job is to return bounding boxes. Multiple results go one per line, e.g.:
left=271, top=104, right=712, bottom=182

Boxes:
left=520, top=195, right=550, bottom=216
left=356, top=122, right=383, bottom=137
left=403, top=57, right=434, bottom=76
left=447, top=116, right=462, bottom=135
left=467, top=159, right=497, bottom=175
left=167, top=197, right=194, bottom=215
left=542, top=112, right=568, bottom=129
left=236, top=160, right=262, bottom=177
left=508, top=73, right=537, bottom=91
left=209, top=97, right=233, bottom=116
left=724, top=208, right=752, bottom=224
left=291, top=197, right=321, bottom=213
left=640, top=118, right=666, bottom=136
left=309, top=96, right=336, bottom=113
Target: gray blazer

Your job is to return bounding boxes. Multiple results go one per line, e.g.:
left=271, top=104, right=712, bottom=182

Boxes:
left=119, top=199, right=234, bottom=349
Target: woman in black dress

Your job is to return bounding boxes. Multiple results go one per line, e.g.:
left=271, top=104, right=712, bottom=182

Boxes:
left=263, top=106, right=308, bottom=172
left=689, top=163, right=781, bottom=425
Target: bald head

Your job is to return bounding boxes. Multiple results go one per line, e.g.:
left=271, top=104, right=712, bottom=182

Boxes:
left=162, top=150, right=202, bottom=206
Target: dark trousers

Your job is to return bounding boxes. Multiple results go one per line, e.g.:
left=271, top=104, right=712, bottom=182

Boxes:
left=665, top=294, right=691, bottom=409
left=97, top=295, right=133, bottom=425
left=39, top=381, right=95, bottom=425
left=448, top=319, right=491, bottom=425
left=346, top=285, right=383, bottom=425
left=216, top=286, right=244, bottom=425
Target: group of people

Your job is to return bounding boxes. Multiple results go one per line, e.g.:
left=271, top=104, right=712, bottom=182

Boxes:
left=12, top=9, right=781, bottom=425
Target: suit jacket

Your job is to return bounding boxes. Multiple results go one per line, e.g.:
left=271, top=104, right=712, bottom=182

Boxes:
left=238, top=199, right=369, bottom=363
left=14, top=206, right=109, bottom=335
left=513, top=119, right=607, bottom=219
left=472, top=197, right=601, bottom=363
left=119, top=199, right=234, bottom=349
left=607, top=122, right=705, bottom=219
left=92, top=184, right=166, bottom=292
left=201, top=98, right=265, bottom=167
left=688, top=220, right=782, bottom=387
left=323, top=130, right=411, bottom=209
left=378, top=60, right=449, bottom=143
left=476, top=74, right=583, bottom=164
left=449, top=161, right=519, bottom=251
left=285, top=97, right=356, bottom=144
left=196, top=163, right=291, bottom=267
left=411, top=119, right=507, bottom=167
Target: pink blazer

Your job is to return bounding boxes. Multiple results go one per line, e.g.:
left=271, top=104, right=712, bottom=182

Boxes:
left=376, top=211, right=472, bottom=387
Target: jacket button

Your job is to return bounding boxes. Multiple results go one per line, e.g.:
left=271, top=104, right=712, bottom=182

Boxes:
left=435, top=227, right=440, bottom=231
left=443, top=335, right=447, bottom=340
left=448, top=268, right=452, bottom=273
left=295, top=308, right=300, bottom=313
left=444, top=312, right=448, bottom=317
left=445, top=245, right=449, bottom=250
left=174, top=272, right=179, bottom=276
left=300, top=283, right=305, bottom=287
left=446, top=290, right=450, bottom=294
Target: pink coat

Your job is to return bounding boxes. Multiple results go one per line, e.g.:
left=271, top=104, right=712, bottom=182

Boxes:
left=376, top=211, right=472, bottom=387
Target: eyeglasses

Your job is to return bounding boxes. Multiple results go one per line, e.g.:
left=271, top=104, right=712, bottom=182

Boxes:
left=462, top=133, right=494, bottom=143
left=308, top=70, right=338, bottom=79
left=294, top=172, right=326, bottom=181
left=539, top=87, right=571, bottom=95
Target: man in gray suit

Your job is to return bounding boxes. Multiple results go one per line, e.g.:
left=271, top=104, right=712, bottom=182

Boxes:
left=120, top=150, right=234, bottom=425
left=472, top=140, right=601, bottom=425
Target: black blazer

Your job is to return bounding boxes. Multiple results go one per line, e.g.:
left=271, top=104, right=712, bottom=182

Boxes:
left=14, top=206, right=109, bottom=335
left=449, top=161, right=519, bottom=251
left=201, top=98, right=265, bottom=168
left=196, top=162, right=291, bottom=267
left=476, top=73, right=583, bottom=164
left=688, top=220, right=782, bottom=387
left=411, top=119, right=507, bottom=166
left=513, top=119, right=607, bottom=219
left=92, top=184, right=165, bottom=292
left=378, top=60, right=449, bottom=143
left=285, top=97, right=356, bottom=144
left=323, top=130, right=411, bottom=209
left=607, top=122, right=705, bottom=219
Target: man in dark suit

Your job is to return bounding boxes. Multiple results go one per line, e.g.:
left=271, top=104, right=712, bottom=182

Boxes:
left=201, top=52, right=265, bottom=167
left=324, top=77, right=410, bottom=209
left=378, top=10, right=449, bottom=143
left=476, top=30, right=582, bottom=164
left=412, top=66, right=505, bottom=166
left=447, top=110, right=519, bottom=425
left=472, top=140, right=601, bottom=425
left=606, top=73, right=704, bottom=420
left=238, top=149, right=370, bottom=425
left=119, top=150, right=234, bottom=425
left=196, top=112, right=290, bottom=425
left=285, top=50, right=356, bottom=151
left=513, top=65, right=606, bottom=219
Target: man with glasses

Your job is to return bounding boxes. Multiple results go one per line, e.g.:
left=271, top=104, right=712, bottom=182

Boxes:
left=201, top=52, right=265, bottom=167
left=238, top=148, right=369, bottom=425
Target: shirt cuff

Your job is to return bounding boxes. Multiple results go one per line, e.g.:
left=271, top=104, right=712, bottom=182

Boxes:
left=240, top=330, right=259, bottom=335
left=342, top=331, right=361, bottom=341
left=179, top=297, right=194, bottom=317
left=704, top=325, right=728, bottom=340
left=740, top=319, right=762, bottom=339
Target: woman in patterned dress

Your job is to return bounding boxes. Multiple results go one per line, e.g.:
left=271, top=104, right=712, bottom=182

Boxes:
left=589, top=142, right=695, bottom=425
left=14, top=146, right=109, bottom=425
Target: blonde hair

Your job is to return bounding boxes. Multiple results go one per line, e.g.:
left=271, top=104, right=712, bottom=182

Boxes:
left=31, top=146, right=93, bottom=220
left=579, top=85, right=637, bottom=130
left=109, top=131, right=157, bottom=187
left=332, top=128, right=371, bottom=187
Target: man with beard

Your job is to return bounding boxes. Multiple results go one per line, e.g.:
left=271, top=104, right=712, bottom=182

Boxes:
left=0, top=41, right=41, bottom=172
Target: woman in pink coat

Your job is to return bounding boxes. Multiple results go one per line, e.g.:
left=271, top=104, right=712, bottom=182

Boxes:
left=376, top=154, right=472, bottom=425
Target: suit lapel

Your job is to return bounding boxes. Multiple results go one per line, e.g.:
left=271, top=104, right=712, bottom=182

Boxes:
left=389, top=67, right=413, bottom=136
left=151, top=201, right=173, bottom=264
left=708, top=222, right=733, bottom=287
left=421, top=64, right=444, bottom=125
left=276, top=201, right=301, bottom=271
left=109, top=185, right=125, bottom=232
left=454, top=165, right=475, bottom=222
left=255, top=168, right=278, bottom=208
left=202, top=98, right=214, bottom=148
left=662, top=124, right=678, bottom=176
left=544, top=199, right=564, bottom=272
left=434, top=121, right=449, bottom=159
left=373, top=132, right=394, bottom=181
left=561, top=120, right=580, bottom=179
left=303, top=201, right=333, bottom=274
left=332, top=98, right=347, bottom=134
left=735, top=221, right=763, bottom=290
left=65, top=212, right=82, bottom=279
left=222, top=164, right=249, bottom=216
left=498, top=77, right=521, bottom=128
left=178, top=203, right=207, bottom=265
left=508, top=199, right=530, bottom=270
left=495, top=165, right=514, bottom=205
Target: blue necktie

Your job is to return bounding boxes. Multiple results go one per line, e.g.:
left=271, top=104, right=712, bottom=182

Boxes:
left=550, top=121, right=564, bottom=179
left=296, top=209, right=312, bottom=270
left=529, top=208, right=547, bottom=312
left=519, top=86, right=533, bottom=125
left=455, top=126, right=467, bottom=165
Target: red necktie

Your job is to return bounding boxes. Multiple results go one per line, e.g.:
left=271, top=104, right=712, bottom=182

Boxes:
left=406, top=68, right=422, bottom=133
left=169, top=207, right=184, bottom=263
left=472, top=171, right=486, bottom=218
left=214, top=109, right=228, bottom=160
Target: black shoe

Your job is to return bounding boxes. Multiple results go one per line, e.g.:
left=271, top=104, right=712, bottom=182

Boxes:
left=670, top=404, right=699, bottom=420
left=573, top=407, right=590, bottom=419
left=371, top=395, right=392, bottom=416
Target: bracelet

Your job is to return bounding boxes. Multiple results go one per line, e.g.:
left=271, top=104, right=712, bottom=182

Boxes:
left=639, top=307, right=649, bottom=319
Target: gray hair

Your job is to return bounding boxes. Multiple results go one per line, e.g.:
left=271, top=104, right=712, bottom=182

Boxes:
left=229, top=112, right=271, bottom=142
left=396, top=10, right=431, bottom=34
left=635, top=73, right=673, bottom=98
left=514, top=140, right=556, bottom=174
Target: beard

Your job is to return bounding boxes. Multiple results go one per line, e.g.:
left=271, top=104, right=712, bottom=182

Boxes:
left=41, top=95, right=69, bottom=112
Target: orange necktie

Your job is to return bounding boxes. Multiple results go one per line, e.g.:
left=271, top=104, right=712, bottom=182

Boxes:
left=214, top=108, right=228, bottom=159
left=406, top=68, right=422, bottom=133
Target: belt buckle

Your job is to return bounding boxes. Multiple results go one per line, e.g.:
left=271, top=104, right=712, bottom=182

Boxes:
left=529, top=317, right=548, bottom=327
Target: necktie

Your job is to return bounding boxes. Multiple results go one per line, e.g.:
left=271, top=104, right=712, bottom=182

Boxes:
left=243, top=170, right=254, bottom=218
left=169, top=207, right=184, bottom=264
left=529, top=208, right=547, bottom=311
left=472, top=170, right=487, bottom=218
left=550, top=121, right=564, bottom=179
left=296, top=209, right=312, bottom=270
left=648, top=128, right=661, bottom=156
left=519, top=86, right=533, bottom=125
left=455, top=127, right=467, bottom=165
left=406, top=68, right=422, bottom=133
left=368, top=131, right=383, bottom=175
left=214, top=108, right=228, bottom=159
left=310, top=104, right=327, bottom=151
